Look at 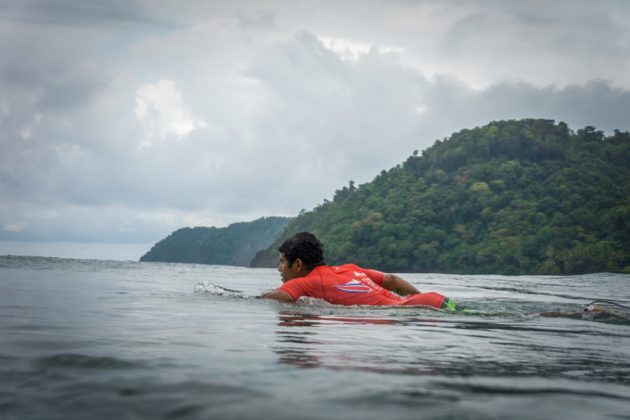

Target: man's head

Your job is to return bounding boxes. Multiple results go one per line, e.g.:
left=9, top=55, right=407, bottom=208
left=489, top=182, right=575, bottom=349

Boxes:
left=277, top=232, right=326, bottom=282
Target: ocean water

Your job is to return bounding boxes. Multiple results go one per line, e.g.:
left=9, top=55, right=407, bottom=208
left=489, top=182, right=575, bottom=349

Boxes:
left=1, top=256, right=629, bottom=420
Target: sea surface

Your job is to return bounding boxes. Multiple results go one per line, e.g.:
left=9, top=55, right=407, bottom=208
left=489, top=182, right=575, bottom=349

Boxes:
left=1, top=256, right=630, bottom=420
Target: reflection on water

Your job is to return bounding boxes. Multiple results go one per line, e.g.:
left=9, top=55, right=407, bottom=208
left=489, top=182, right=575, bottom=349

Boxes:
left=274, top=311, right=402, bottom=369
left=271, top=308, right=630, bottom=385
left=273, top=311, right=450, bottom=374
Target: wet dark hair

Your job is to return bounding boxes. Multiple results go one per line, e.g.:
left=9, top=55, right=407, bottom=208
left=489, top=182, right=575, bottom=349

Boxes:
left=279, top=232, right=326, bottom=270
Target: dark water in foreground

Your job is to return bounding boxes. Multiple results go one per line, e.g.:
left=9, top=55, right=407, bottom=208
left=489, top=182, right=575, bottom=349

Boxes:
left=1, top=256, right=630, bottom=419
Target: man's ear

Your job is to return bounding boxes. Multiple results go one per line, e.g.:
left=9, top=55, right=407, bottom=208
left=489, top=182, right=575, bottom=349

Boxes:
left=293, top=258, right=306, bottom=273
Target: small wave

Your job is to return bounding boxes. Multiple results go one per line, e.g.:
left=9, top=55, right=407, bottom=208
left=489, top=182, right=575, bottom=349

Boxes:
left=193, top=282, right=243, bottom=296
left=35, top=354, right=142, bottom=370
left=432, top=381, right=630, bottom=401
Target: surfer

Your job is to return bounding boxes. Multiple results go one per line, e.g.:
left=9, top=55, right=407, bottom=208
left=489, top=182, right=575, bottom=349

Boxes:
left=538, top=302, right=626, bottom=319
left=262, top=232, right=463, bottom=310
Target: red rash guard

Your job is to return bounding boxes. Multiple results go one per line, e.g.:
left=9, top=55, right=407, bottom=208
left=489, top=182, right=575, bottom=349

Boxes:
left=278, top=264, right=445, bottom=308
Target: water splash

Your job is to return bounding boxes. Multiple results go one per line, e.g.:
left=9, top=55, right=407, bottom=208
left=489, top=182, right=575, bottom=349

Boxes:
left=193, top=282, right=243, bottom=296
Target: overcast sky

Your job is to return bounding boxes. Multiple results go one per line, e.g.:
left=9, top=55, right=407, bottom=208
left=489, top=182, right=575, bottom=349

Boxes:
left=1, top=0, right=629, bottom=260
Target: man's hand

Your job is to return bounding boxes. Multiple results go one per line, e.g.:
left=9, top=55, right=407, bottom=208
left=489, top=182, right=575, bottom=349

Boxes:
left=382, top=274, right=420, bottom=296
left=261, top=289, right=294, bottom=303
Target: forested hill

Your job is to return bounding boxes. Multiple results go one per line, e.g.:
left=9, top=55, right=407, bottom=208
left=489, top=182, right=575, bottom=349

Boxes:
left=251, top=119, right=630, bottom=275
left=140, top=217, right=291, bottom=266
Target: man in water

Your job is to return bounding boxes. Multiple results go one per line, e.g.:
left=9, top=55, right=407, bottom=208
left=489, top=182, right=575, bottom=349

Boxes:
left=539, top=304, right=621, bottom=319
left=262, top=232, right=461, bottom=310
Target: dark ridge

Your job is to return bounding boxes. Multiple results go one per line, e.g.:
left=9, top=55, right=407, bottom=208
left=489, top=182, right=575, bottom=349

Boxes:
left=140, top=216, right=291, bottom=266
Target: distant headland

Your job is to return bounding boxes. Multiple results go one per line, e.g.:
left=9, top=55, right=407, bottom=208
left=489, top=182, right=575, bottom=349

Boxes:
left=139, top=216, right=291, bottom=267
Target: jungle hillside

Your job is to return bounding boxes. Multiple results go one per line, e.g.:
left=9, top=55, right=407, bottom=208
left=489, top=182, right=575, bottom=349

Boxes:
left=140, top=216, right=291, bottom=266
left=251, top=119, right=630, bottom=275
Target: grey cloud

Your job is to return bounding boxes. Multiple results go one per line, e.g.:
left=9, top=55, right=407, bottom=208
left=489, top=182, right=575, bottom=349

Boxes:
left=408, top=1, right=630, bottom=88
left=40, top=66, right=110, bottom=112
left=483, top=81, right=630, bottom=132
left=0, top=201, right=181, bottom=243
left=245, top=32, right=428, bottom=182
left=422, top=79, right=630, bottom=137
left=0, top=0, right=167, bottom=27
left=235, top=8, right=276, bottom=31
left=440, top=13, right=488, bottom=54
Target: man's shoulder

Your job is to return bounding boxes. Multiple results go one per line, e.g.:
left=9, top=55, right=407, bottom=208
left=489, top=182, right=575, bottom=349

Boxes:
left=321, top=264, right=369, bottom=277
left=328, top=263, right=361, bottom=271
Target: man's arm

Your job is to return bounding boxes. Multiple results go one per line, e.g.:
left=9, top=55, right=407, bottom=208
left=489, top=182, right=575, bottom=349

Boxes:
left=261, top=289, right=295, bottom=303
left=381, top=274, right=420, bottom=296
